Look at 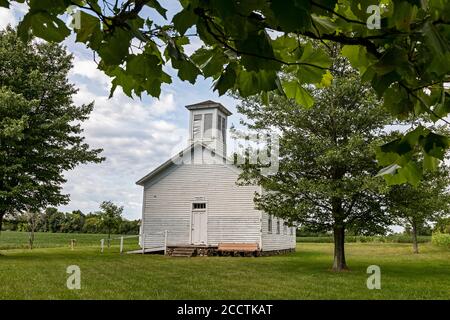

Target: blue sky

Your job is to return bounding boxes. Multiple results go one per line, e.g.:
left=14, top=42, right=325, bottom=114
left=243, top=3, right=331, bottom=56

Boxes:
left=0, top=2, right=241, bottom=219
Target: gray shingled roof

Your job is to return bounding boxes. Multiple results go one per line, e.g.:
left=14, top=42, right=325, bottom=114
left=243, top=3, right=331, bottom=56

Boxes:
left=185, top=100, right=232, bottom=116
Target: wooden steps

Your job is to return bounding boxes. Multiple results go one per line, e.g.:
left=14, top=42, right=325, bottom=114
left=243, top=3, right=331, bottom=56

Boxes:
left=218, top=243, right=259, bottom=252
left=218, top=243, right=259, bottom=256
left=171, top=247, right=196, bottom=257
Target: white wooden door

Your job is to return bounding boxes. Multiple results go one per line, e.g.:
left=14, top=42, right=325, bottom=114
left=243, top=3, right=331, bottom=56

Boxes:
left=191, top=210, right=207, bottom=244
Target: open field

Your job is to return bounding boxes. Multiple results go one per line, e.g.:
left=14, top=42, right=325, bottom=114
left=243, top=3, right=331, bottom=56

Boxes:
left=0, top=235, right=449, bottom=299
left=0, top=231, right=139, bottom=250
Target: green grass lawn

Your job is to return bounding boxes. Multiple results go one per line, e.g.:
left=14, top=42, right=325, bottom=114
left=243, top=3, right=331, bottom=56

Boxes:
left=0, top=234, right=449, bottom=299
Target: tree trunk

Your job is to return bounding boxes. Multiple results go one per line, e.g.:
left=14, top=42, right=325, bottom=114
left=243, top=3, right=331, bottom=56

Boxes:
left=0, top=212, right=4, bottom=234
left=29, top=229, right=34, bottom=250
left=411, top=221, right=419, bottom=254
left=332, top=225, right=349, bottom=271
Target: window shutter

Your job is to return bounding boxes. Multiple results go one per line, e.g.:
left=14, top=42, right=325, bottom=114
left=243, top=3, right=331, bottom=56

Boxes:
left=204, top=113, right=212, bottom=139
left=221, top=117, right=226, bottom=141
left=193, top=114, right=202, bottom=139
left=217, top=115, right=222, bottom=140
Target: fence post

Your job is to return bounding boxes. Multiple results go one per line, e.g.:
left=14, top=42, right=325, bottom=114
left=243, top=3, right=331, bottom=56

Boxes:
left=120, top=236, right=124, bottom=254
left=100, top=239, right=104, bottom=253
left=70, top=239, right=75, bottom=251
left=164, top=230, right=168, bottom=255
left=141, top=233, right=145, bottom=254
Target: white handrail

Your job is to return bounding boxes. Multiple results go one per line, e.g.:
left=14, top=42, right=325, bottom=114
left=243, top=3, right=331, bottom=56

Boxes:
left=164, top=230, right=168, bottom=255
left=101, top=231, right=169, bottom=254
left=141, top=230, right=168, bottom=254
left=111, top=231, right=166, bottom=240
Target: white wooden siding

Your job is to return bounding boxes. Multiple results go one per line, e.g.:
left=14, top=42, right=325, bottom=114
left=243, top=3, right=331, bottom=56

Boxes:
left=142, top=162, right=261, bottom=248
left=261, top=212, right=297, bottom=251
left=140, top=145, right=295, bottom=251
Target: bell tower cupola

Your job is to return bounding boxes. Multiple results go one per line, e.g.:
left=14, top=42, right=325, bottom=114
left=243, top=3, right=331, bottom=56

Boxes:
left=185, top=100, right=232, bottom=157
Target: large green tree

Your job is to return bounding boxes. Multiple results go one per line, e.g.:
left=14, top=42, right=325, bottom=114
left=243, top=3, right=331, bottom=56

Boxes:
left=236, top=59, right=392, bottom=271
left=0, top=28, right=104, bottom=230
left=1, top=0, right=449, bottom=185
left=388, top=168, right=450, bottom=253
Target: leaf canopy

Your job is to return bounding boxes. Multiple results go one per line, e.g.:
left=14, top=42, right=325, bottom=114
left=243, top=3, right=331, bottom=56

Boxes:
left=3, top=0, right=450, bottom=184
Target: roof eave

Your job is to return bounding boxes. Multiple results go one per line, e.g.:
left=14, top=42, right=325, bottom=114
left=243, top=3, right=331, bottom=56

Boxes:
left=135, top=142, right=234, bottom=186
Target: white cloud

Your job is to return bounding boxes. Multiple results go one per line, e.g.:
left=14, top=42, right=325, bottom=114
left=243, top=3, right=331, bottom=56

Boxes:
left=184, top=36, right=204, bottom=55
left=150, top=93, right=176, bottom=115
left=0, top=2, right=29, bottom=30
left=60, top=83, right=187, bottom=219
left=0, top=3, right=233, bottom=220
left=70, top=57, right=111, bottom=87
left=0, top=8, right=16, bottom=29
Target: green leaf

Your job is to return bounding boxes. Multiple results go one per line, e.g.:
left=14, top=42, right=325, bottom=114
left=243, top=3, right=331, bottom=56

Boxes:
left=126, top=53, right=160, bottom=78
left=423, top=154, right=439, bottom=171
left=341, top=45, right=374, bottom=74
left=311, top=14, right=338, bottom=34
left=235, top=30, right=280, bottom=71
left=98, top=29, right=132, bottom=65
left=74, top=11, right=101, bottom=45
left=172, top=5, right=198, bottom=35
left=191, top=47, right=227, bottom=78
left=399, top=161, right=423, bottom=186
left=236, top=71, right=254, bottom=97
left=0, top=0, right=10, bottom=8
left=28, top=12, right=71, bottom=42
left=191, top=47, right=211, bottom=66
left=17, top=14, right=33, bottom=42
left=391, top=1, right=418, bottom=31
left=283, top=81, right=314, bottom=108
left=214, top=63, right=237, bottom=95
left=382, top=138, right=412, bottom=155
left=384, top=161, right=422, bottom=186
left=270, top=0, right=311, bottom=32
left=147, top=0, right=167, bottom=19
left=29, top=0, right=68, bottom=13
left=428, top=52, right=450, bottom=78
left=319, top=70, right=333, bottom=87
left=372, top=71, right=401, bottom=97
left=404, top=126, right=430, bottom=146
left=432, top=92, right=450, bottom=120
left=296, top=43, right=331, bottom=84
left=422, top=21, right=450, bottom=58
left=237, top=70, right=277, bottom=97
left=421, top=132, right=449, bottom=160
left=172, top=57, right=201, bottom=84
left=299, top=42, right=331, bottom=68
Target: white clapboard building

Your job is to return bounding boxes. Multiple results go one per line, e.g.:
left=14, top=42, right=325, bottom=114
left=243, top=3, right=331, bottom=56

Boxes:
left=136, top=101, right=296, bottom=256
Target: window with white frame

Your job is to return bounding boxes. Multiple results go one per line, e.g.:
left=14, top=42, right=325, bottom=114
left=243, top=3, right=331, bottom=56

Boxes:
left=276, top=219, right=280, bottom=234
left=283, top=223, right=287, bottom=235
left=192, top=202, right=206, bottom=210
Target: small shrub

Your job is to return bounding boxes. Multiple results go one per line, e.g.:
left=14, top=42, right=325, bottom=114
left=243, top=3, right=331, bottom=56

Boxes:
left=431, top=232, right=450, bottom=248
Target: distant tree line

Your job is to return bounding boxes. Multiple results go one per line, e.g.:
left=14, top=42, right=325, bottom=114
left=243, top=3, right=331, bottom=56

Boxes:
left=1, top=205, right=140, bottom=235
left=296, top=222, right=440, bottom=238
